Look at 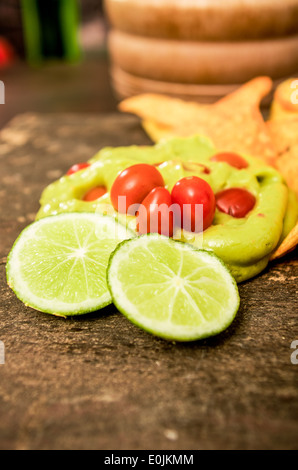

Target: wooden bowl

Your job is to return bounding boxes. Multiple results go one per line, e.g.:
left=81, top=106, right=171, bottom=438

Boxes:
left=111, top=65, right=242, bottom=103
left=108, top=30, right=298, bottom=85
left=104, top=0, right=298, bottom=102
left=104, top=0, right=298, bottom=41
left=110, top=65, right=291, bottom=105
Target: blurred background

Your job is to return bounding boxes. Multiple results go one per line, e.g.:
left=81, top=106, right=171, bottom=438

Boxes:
left=0, top=0, right=298, bottom=129
left=0, top=0, right=116, bottom=129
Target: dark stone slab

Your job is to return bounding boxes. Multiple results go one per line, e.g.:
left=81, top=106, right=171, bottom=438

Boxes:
left=0, top=113, right=297, bottom=450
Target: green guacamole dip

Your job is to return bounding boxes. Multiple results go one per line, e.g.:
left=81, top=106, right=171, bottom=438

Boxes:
left=37, top=136, right=298, bottom=283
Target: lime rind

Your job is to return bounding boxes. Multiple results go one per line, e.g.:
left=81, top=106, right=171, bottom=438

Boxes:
left=107, top=234, right=240, bottom=342
left=6, top=213, right=135, bottom=317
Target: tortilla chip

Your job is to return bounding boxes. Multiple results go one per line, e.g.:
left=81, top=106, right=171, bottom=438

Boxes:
left=267, top=117, right=298, bottom=154
left=142, top=119, right=175, bottom=142
left=216, top=75, right=272, bottom=108
left=119, top=77, right=277, bottom=164
left=271, top=222, right=298, bottom=260
left=270, top=100, right=298, bottom=122
left=276, top=150, right=298, bottom=197
left=119, top=93, right=207, bottom=129
left=270, top=78, right=298, bottom=121
left=266, top=117, right=298, bottom=195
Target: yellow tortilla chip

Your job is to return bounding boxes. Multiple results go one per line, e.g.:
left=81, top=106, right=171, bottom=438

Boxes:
left=267, top=117, right=298, bottom=196
left=276, top=150, right=298, bottom=198
left=142, top=119, right=175, bottom=142
left=216, top=75, right=272, bottom=108
left=119, top=93, right=207, bottom=129
left=119, top=77, right=277, bottom=164
left=270, top=78, right=298, bottom=121
left=271, top=222, right=298, bottom=260
left=270, top=100, right=298, bottom=122
left=267, top=117, right=298, bottom=154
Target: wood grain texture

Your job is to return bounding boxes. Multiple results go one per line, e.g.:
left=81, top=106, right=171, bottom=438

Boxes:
left=0, top=113, right=297, bottom=450
left=104, top=0, right=298, bottom=41
left=108, top=30, right=298, bottom=85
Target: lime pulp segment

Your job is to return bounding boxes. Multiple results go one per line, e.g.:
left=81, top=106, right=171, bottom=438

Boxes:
left=107, top=235, right=240, bottom=341
left=6, top=213, right=134, bottom=316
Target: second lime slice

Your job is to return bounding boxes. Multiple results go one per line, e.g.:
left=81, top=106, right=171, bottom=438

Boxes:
left=107, top=235, right=240, bottom=341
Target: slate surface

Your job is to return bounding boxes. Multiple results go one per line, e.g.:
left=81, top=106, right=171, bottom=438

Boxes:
left=0, top=113, right=297, bottom=450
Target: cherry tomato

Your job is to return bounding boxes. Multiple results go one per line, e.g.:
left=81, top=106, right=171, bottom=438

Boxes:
left=137, top=187, right=174, bottom=237
left=215, top=188, right=256, bottom=218
left=171, top=176, right=216, bottom=232
left=67, top=162, right=90, bottom=176
left=211, top=152, right=248, bottom=169
left=110, top=164, right=164, bottom=215
left=83, top=186, right=107, bottom=202
left=0, top=38, right=14, bottom=68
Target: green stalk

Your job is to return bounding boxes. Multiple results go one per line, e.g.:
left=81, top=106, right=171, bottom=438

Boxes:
left=21, top=0, right=81, bottom=65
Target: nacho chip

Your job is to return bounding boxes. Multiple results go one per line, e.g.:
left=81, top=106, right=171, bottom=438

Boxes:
left=216, top=75, right=272, bottom=108
left=119, top=77, right=277, bottom=164
left=267, top=117, right=298, bottom=196
left=276, top=150, right=298, bottom=197
left=270, top=100, right=298, bottom=122
left=271, top=222, right=298, bottom=260
left=142, top=119, right=175, bottom=142
left=270, top=78, right=298, bottom=121
left=198, top=76, right=276, bottom=164
left=119, top=93, right=207, bottom=129
left=267, top=117, right=298, bottom=155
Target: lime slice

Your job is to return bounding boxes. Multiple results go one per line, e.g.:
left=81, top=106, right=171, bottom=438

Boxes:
left=6, top=213, right=134, bottom=316
left=107, top=235, right=240, bottom=341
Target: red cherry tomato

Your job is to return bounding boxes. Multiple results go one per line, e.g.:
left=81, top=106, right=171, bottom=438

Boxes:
left=216, top=188, right=256, bottom=218
left=171, top=176, right=216, bottom=232
left=211, top=152, right=248, bottom=169
left=137, top=187, right=174, bottom=237
left=67, top=162, right=90, bottom=176
left=110, top=164, right=164, bottom=215
left=83, top=186, right=107, bottom=202
left=0, top=38, right=14, bottom=68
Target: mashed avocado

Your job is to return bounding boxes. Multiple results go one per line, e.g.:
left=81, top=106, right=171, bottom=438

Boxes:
left=37, top=136, right=298, bottom=283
